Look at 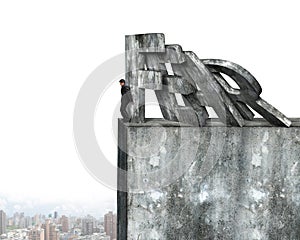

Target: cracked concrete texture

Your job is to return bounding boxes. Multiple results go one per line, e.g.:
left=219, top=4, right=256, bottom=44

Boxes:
left=119, top=119, right=300, bottom=240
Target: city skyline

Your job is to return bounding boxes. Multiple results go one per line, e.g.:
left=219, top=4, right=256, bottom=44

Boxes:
left=0, top=209, right=116, bottom=240
left=0, top=194, right=116, bottom=219
left=0, top=210, right=116, bottom=220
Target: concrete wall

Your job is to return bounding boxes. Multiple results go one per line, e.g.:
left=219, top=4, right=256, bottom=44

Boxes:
left=118, top=119, right=300, bottom=240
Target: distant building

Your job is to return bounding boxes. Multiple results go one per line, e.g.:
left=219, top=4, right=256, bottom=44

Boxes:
left=81, top=218, right=94, bottom=236
left=7, top=218, right=14, bottom=227
left=19, top=215, right=25, bottom=228
left=13, top=212, right=21, bottom=227
left=42, top=219, right=50, bottom=240
left=33, top=214, right=40, bottom=225
left=68, top=216, right=77, bottom=229
left=104, top=211, right=116, bottom=240
left=42, top=219, right=59, bottom=240
left=54, top=212, right=58, bottom=220
left=28, top=227, right=45, bottom=240
left=49, top=224, right=59, bottom=240
left=60, top=215, right=69, bottom=233
left=0, top=210, right=6, bottom=235
left=25, top=216, right=33, bottom=228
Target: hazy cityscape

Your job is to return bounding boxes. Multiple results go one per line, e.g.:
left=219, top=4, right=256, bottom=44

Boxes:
left=0, top=209, right=116, bottom=240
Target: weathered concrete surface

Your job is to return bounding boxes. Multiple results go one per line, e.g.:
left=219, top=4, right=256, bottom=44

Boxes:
left=118, top=119, right=300, bottom=240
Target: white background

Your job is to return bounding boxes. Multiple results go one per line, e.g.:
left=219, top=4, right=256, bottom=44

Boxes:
left=0, top=0, right=300, bottom=217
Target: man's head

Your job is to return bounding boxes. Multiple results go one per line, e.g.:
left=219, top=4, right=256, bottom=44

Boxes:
left=119, top=79, right=125, bottom=86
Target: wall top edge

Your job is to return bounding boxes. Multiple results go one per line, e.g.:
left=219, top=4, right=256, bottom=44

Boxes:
left=118, top=118, right=300, bottom=128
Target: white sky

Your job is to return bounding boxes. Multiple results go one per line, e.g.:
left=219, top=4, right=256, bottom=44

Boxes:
left=0, top=0, right=300, bottom=216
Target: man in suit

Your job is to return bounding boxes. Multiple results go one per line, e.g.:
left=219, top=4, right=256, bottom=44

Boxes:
left=119, top=79, right=132, bottom=122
